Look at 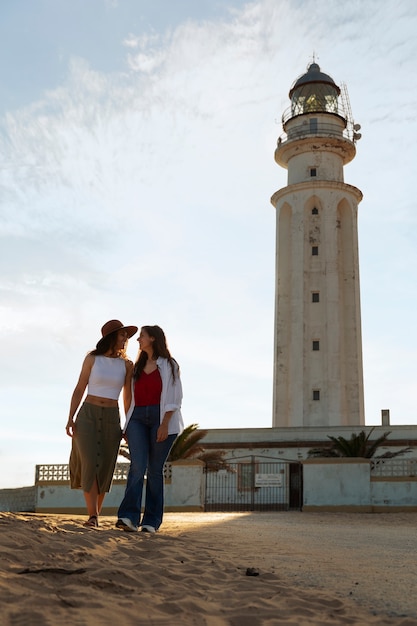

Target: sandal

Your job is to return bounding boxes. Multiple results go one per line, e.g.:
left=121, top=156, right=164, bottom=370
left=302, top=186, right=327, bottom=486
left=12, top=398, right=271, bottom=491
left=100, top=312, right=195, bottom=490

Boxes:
left=83, top=515, right=99, bottom=528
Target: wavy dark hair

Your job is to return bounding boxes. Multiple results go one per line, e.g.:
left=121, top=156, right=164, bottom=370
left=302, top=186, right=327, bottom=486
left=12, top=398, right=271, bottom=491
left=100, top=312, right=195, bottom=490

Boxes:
left=133, top=325, right=177, bottom=381
left=89, top=330, right=127, bottom=359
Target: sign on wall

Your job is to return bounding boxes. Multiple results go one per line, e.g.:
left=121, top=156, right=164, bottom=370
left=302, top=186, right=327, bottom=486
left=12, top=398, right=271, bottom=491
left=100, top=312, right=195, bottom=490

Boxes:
left=255, top=474, right=283, bottom=487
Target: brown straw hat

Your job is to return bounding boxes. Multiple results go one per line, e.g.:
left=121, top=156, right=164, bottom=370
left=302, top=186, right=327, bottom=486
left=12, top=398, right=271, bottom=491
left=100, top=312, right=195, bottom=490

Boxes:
left=100, top=319, right=138, bottom=340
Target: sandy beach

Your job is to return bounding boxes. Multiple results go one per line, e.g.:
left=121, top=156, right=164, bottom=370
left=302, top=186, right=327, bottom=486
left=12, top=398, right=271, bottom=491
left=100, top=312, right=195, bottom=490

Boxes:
left=1, top=510, right=417, bottom=625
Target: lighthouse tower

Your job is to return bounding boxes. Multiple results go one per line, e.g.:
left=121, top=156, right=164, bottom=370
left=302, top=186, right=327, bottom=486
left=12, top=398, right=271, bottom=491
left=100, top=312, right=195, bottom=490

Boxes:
left=271, top=62, right=365, bottom=428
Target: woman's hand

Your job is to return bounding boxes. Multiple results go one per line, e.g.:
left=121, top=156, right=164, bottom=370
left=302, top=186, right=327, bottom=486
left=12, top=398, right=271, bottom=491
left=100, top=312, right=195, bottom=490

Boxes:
left=66, top=420, right=76, bottom=437
left=157, top=411, right=174, bottom=442
left=65, top=354, right=93, bottom=438
left=156, top=423, right=169, bottom=442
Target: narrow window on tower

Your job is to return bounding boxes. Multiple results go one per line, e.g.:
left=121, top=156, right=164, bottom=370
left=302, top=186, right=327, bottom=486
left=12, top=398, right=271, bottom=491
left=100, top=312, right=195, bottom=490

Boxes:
left=312, top=340, right=320, bottom=351
left=313, top=389, right=320, bottom=401
left=310, top=118, right=318, bottom=133
left=312, top=207, right=318, bottom=215
left=312, top=246, right=319, bottom=256
left=312, top=292, right=320, bottom=302
left=310, top=168, right=317, bottom=177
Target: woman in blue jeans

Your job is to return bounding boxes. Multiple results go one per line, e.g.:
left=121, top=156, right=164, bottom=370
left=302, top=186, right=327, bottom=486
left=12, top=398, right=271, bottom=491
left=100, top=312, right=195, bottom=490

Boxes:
left=116, top=325, right=183, bottom=533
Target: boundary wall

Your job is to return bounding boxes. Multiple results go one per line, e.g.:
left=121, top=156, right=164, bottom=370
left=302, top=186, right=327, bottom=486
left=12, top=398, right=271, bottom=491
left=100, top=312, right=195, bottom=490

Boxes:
left=1, top=458, right=417, bottom=513
left=303, top=458, right=417, bottom=512
left=0, top=461, right=205, bottom=515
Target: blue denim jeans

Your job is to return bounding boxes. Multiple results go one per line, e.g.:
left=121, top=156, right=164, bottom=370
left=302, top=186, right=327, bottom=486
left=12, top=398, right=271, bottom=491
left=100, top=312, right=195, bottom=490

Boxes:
left=117, top=405, right=177, bottom=529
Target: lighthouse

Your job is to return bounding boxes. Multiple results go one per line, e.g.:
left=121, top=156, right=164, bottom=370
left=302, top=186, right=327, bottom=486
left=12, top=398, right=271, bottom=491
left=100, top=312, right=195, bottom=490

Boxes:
left=271, top=62, right=365, bottom=428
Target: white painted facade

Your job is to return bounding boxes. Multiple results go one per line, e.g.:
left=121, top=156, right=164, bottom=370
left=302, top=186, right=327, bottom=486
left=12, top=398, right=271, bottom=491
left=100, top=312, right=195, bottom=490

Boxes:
left=201, top=425, right=417, bottom=462
left=271, top=63, right=365, bottom=428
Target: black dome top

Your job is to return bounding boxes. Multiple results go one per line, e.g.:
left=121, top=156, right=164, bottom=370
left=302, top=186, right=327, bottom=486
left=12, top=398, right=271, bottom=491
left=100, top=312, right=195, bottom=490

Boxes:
left=289, top=63, right=340, bottom=98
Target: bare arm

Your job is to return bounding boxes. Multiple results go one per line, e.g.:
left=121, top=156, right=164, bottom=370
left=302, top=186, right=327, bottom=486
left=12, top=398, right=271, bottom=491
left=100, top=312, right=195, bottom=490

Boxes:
left=123, top=360, right=134, bottom=415
left=65, top=355, right=94, bottom=437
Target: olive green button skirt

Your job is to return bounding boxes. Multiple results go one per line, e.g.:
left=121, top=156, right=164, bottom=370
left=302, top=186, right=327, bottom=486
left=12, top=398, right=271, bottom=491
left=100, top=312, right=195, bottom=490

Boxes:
left=69, top=402, right=122, bottom=494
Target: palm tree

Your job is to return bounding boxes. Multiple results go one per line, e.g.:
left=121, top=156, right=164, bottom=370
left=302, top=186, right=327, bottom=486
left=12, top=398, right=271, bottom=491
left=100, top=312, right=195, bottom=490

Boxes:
left=308, top=427, right=411, bottom=459
left=118, top=423, right=232, bottom=471
left=167, top=423, right=207, bottom=461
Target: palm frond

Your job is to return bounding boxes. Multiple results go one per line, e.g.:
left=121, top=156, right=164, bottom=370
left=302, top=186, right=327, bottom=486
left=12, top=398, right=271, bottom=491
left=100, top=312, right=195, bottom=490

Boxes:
left=310, top=427, right=410, bottom=459
left=118, top=423, right=211, bottom=463
left=327, top=435, right=353, bottom=456
left=376, top=447, right=412, bottom=459
left=365, top=430, right=391, bottom=458
left=199, top=450, right=234, bottom=472
left=168, top=424, right=208, bottom=461
left=307, top=446, right=339, bottom=458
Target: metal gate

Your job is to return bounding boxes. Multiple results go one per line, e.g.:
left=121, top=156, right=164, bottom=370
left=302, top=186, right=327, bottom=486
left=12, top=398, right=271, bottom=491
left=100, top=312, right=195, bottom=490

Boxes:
left=204, top=456, right=303, bottom=512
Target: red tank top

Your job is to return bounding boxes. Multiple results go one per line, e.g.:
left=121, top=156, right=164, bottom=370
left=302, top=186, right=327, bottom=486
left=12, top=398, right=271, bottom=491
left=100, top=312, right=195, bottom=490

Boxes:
left=134, top=368, right=162, bottom=406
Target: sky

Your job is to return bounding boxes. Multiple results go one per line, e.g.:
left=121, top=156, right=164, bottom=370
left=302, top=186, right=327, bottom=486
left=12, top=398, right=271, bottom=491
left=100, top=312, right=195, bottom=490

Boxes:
left=0, top=0, right=416, bottom=488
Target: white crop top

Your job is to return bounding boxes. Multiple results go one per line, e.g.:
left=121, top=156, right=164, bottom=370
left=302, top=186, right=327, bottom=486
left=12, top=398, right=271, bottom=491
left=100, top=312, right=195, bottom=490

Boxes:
left=88, top=356, right=126, bottom=400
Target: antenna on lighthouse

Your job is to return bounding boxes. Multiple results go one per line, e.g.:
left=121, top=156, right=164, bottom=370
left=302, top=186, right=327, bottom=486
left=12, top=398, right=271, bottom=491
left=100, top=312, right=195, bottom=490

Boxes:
left=340, top=82, right=362, bottom=141
left=340, top=83, right=353, bottom=124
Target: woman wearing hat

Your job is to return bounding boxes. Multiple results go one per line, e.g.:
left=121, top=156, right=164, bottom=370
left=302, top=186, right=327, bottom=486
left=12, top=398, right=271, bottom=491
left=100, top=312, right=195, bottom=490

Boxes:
left=66, top=319, right=138, bottom=528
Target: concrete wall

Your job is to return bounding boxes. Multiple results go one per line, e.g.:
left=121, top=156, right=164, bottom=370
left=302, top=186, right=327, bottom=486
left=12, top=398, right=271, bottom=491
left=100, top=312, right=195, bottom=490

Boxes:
left=34, top=460, right=205, bottom=514
left=164, top=460, right=205, bottom=511
left=35, top=482, right=126, bottom=514
left=0, top=486, right=36, bottom=512
left=303, top=458, right=371, bottom=511
left=302, top=458, right=417, bottom=512
left=370, top=478, right=417, bottom=512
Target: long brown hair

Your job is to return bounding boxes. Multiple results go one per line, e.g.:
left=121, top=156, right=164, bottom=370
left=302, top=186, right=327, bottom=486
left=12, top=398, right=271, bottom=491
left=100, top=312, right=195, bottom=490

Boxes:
left=133, top=325, right=177, bottom=380
left=89, top=331, right=127, bottom=359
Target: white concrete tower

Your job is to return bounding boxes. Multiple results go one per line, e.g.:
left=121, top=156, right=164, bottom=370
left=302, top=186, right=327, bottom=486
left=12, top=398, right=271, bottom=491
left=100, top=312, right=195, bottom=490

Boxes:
left=271, top=62, right=365, bottom=428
